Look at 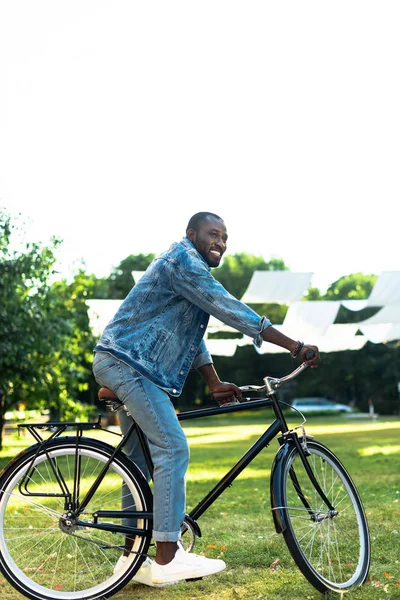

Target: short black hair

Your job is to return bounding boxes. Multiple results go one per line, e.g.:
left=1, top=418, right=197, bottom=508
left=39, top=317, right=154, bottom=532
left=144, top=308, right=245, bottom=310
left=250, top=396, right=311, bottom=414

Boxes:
left=186, top=212, right=223, bottom=233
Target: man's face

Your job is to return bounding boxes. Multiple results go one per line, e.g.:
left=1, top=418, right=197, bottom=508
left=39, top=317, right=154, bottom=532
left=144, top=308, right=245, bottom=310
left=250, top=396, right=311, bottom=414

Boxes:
left=187, top=217, right=228, bottom=267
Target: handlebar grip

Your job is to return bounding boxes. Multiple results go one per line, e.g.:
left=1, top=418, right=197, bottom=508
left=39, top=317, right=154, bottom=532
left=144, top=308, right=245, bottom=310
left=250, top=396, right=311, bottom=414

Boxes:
left=305, top=348, right=315, bottom=360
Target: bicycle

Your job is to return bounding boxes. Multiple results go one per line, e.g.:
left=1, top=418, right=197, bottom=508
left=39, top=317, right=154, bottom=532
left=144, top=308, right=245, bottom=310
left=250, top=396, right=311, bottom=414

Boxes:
left=0, top=359, right=370, bottom=599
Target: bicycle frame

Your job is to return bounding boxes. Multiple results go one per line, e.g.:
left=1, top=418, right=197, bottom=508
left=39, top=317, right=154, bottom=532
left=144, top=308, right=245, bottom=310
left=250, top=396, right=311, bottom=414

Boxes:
left=88, top=397, right=283, bottom=537
left=17, top=401, right=279, bottom=539
left=17, top=362, right=334, bottom=540
left=19, top=363, right=334, bottom=535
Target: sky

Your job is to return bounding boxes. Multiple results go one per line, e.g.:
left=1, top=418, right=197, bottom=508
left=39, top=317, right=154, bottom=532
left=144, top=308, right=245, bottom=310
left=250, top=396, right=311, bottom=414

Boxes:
left=1, top=1, right=399, bottom=293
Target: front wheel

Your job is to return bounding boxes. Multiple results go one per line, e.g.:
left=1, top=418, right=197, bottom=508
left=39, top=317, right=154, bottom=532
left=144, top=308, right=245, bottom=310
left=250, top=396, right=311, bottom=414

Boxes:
left=279, top=440, right=370, bottom=593
left=0, top=437, right=153, bottom=600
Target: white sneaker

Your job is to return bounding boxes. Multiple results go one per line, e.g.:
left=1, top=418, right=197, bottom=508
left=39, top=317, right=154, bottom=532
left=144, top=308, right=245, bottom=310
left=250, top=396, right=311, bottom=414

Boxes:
left=113, top=555, right=175, bottom=587
left=113, top=555, right=128, bottom=574
left=151, top=547, right=226, bottom=584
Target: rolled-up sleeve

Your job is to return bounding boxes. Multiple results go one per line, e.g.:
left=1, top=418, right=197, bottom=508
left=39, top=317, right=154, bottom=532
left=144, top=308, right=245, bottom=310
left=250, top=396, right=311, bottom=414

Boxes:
left=253, top=316, right=271, bottom=348
left=191, top=339, right=213, bottom=369
left=171, top=258, right=271, bottom=348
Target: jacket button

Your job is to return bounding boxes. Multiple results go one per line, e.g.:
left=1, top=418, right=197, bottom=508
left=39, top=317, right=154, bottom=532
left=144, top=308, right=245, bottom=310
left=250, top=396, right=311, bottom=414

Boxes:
left=180, top=370, right=184, bottom=375
left=173, top=389, right=177, bottom=394
left=200, top=324, right=204, bottom=329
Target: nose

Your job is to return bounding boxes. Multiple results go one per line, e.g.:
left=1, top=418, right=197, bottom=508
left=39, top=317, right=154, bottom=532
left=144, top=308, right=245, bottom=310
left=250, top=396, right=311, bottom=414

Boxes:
left=215, top=238, right=226, bottom=252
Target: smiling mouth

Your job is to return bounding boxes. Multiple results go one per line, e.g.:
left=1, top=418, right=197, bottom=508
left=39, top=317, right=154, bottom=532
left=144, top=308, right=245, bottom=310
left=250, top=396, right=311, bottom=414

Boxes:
left=209, top=249, right=221, bottom=258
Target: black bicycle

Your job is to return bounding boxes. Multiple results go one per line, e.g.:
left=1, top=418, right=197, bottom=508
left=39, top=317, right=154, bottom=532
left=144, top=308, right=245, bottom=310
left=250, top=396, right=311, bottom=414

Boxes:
left=0, top=360, right=370, bottom=599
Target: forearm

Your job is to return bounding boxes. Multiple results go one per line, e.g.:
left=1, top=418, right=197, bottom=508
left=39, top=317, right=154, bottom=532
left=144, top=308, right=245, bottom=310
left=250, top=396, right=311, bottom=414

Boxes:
left=262, top=326, right=320, bottom=366
left=197, top=362, right=243, bottom=404
left=197, top=363, right=221, bottom=391
left=262, top=326, right=298, bottom=355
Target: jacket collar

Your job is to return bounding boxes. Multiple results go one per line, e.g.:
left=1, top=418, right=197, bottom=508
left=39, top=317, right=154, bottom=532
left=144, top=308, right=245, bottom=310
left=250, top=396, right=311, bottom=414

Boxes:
left=180, top=237, right=211, bottom=271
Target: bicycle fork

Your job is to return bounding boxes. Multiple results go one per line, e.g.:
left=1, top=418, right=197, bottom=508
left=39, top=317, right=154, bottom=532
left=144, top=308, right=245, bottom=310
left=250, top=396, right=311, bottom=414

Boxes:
left=270, top=433, right=337, bottom=534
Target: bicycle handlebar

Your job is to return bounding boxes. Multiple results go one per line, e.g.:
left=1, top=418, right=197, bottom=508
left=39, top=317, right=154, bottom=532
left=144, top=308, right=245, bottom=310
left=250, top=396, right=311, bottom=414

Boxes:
left=219, top=349, right=317, bottom=406
left=239, top=360, right=310, bottom=394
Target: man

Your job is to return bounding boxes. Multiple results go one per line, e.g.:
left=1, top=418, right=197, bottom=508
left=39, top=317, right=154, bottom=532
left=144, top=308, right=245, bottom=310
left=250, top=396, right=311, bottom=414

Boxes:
left=93, top=211, right=319, bottom=586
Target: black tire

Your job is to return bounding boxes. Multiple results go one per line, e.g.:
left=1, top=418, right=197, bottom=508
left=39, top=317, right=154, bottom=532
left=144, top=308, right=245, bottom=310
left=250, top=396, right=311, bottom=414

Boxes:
left=0, top=437, right=153, bottom=600
left=279, top=440, right=370, bottom=593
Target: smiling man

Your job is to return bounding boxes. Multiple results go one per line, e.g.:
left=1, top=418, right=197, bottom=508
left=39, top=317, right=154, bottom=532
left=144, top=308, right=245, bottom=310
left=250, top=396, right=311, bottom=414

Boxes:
left=186, top=211, right=228, bottom=267
left=92, top=211, right=319, bottom=587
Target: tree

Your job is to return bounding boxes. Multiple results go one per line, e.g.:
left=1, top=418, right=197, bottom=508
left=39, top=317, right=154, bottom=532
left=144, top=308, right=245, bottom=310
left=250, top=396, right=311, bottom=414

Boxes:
left=323, top=273, right=379, bottom=324
left=0, top=210, right=97, bottom=447
left=305, top=287, right=323, bottom=301
left=49, top=271, right=104, bottom=418
left=324, top=273, right=377, bottom=301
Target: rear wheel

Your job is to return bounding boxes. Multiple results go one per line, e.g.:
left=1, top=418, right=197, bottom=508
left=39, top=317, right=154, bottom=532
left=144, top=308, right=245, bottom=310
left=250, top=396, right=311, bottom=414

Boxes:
left=0, top=438, right=152, bottom=600
left=280, top=440, right=370, bottom=593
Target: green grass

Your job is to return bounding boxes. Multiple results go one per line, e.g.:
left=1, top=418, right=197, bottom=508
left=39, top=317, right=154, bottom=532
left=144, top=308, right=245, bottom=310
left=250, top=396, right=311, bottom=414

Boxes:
left=0, top=413, right=399, bottom=599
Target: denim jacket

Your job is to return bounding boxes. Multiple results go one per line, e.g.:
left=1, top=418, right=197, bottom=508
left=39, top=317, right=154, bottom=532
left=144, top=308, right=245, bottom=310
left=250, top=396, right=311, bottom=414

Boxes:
left=94, top=237, right=270, bottom=396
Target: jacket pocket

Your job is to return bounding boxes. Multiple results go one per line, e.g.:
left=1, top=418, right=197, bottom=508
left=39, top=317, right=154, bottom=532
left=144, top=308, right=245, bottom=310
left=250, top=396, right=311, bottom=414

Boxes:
left=140, top=327, right=170, bottom=363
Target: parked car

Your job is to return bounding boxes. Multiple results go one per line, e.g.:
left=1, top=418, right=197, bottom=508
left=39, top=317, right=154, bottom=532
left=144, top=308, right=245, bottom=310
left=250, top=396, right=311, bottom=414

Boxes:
left=290, top=397, right=353, bottom=413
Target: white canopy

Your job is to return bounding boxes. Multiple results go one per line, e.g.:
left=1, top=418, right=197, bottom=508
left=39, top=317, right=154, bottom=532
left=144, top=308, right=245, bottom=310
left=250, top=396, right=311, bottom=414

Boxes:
left=367, top=271, right=400, bottom=306
left=341, top=300, right=369, bottom=311
left=358, top=304, right=400, bottom=343
left=282, top=301, right=340, bottom=338
left=358, top=304, right=400, bottom=325
left=315, top=325, right=368, bottom=352
left=241, top=271, right=313, bottom=304
left=132, top=271, right=145, bottom=283
left=206, top=339, right=239, bottom=357
left=359, top=323, right=400, bottom=344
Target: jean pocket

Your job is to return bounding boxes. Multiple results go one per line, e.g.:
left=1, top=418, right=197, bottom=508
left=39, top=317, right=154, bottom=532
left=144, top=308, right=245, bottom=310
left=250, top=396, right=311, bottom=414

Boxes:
left=93, top=352, right=117, bottom=378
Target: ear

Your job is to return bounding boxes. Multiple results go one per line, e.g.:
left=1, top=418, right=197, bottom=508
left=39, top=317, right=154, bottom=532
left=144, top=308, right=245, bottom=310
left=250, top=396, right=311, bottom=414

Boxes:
left=186, top=228, right=196, bottom=242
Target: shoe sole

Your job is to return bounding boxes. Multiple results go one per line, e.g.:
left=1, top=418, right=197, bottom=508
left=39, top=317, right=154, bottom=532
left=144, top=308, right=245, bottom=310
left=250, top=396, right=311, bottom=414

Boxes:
left=152, top=566, right=225, bottom=585
left=135, top=580, right=178, bottom=587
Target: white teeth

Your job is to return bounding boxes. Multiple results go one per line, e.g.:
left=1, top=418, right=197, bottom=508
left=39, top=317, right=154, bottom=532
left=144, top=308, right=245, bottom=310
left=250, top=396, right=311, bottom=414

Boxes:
left=210, top=250, right=220, bottom=256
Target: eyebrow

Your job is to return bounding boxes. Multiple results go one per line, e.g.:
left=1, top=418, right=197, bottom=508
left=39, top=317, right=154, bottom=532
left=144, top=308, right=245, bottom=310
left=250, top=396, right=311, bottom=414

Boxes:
left=209, top=228, right=228, bottom=239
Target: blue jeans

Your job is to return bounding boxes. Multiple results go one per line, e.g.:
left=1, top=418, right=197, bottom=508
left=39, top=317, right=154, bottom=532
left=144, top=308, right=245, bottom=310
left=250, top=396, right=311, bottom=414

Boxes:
left=93, top=352, right=190, bottom=542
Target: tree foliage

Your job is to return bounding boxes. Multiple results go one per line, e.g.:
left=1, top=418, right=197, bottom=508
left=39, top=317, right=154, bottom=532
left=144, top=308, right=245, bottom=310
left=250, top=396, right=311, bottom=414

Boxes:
left=0, top=210, right=97, bottom=448
left=324, top=273, right=377, bottom=300
left=323, top=273, right=380, bottom=324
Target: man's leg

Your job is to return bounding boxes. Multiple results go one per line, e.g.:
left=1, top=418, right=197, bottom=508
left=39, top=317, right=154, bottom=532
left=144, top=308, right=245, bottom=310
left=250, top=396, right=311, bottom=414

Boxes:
left=93, top=352, right=188, bottom=559
left=93, top=353, right=226, bottom=583
left=116, top=365, right=189, bottom=562
left=117, top=408, right=151, bottom=556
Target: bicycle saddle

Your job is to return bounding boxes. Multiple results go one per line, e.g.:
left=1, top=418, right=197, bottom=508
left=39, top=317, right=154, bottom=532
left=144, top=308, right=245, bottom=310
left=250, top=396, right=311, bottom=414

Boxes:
left=98, top=387, right=118, bottom=400
left=98, top=387, right=124, bottom=412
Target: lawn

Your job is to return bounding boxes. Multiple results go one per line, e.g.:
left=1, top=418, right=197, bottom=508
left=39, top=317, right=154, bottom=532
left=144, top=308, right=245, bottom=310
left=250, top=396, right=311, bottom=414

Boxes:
left=0, top=412, right=399, bottom=600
